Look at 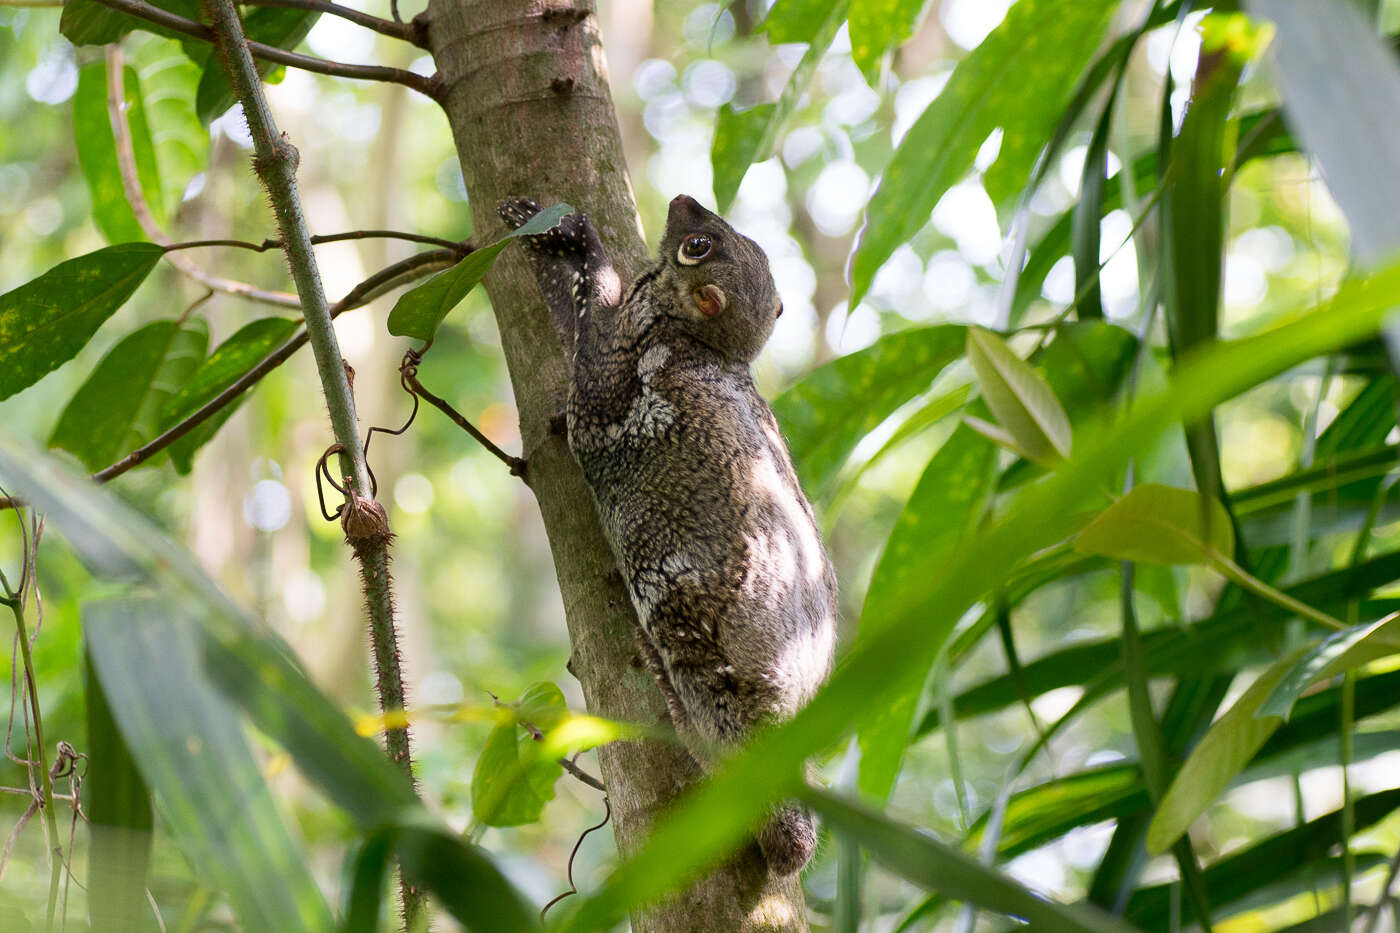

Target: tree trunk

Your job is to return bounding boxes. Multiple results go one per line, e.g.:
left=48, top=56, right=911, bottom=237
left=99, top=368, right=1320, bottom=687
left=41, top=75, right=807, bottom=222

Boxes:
left=422, top=1, right=809, bottom=930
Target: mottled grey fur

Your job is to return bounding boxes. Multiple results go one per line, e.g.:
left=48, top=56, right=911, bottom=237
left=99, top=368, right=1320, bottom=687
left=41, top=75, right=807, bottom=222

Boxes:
left=500, top=194, right=838, bottom=876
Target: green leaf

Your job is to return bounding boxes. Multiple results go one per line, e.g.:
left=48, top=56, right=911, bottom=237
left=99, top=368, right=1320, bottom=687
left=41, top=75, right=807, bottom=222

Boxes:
left=558, top=259, right=1400, bottom=931
left=1246, top=0, right=1400, bottom=267
left=848, top=0, right=928, bottom=85
left=472, top=683, right=566, bottom=827
left=771, top=323, right=966, bottom=498
left=160, top=317, right=299, bottom=474
left=1071, top=84, right=1119, bottom=322
left=711, top=0, right=846, bottom=210
left=194, top=7, right=320, bottom=123
left=1258, top=613, right=1400, bottom=720
left=1146, top=648, right=1307, bottom=854
left=758, top=0, right=841, bottom=42
left=850, top=0, right=1118, bottom=304
left=804, top=788, right=1138, bottom=933
left=49, top=319, right=209, bottom=473
left=129, top=38, right=209, bottom=215
left=84, top=652, right=155, bottom=933
left=74, top=64, right=164, bottom=244
left=387, top=203, right=572, bottom=342
left=60, top=0, right=203, bottom=45
left=85, top=598, right=333, bottom=933
left=344, top=828, right=394, bottom=933
left=855, top=423, right=997, bottom=800
left=0, top=243, right=164, bottom=402
left=966, top=327, right=1072, bottom=462
left=1075, top=483, right=1235, bottom=566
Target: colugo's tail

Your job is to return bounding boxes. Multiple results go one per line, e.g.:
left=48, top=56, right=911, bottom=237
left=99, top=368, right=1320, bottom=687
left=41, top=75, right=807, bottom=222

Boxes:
left=759, top=802, right=817, bottom=877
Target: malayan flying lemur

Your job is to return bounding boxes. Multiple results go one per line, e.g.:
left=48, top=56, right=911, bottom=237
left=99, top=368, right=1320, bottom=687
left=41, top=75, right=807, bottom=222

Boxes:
left=499, top=194, right=838, bottom=876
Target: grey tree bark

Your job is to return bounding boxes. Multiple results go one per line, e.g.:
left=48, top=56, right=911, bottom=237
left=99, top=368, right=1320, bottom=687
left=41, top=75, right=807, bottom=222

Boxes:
left=421, top=1, right=809, bottom=930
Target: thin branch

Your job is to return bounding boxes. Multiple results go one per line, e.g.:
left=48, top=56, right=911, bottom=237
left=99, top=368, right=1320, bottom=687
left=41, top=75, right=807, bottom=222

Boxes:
left=239, top=0, right=425, bottom=45
left=165, top=229, right=468, bottom=253
left=203, top=0, right=421, bottom=921
left=403, top=365, right=526, bottom=475
left=92, top=0, right=440, bottom=99
left=105, top=49, right=302, bottom=310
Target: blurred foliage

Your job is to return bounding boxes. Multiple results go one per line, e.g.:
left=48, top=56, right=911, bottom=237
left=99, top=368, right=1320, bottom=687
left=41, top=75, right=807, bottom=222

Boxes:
left=3, top=0, right=1400, bottom=931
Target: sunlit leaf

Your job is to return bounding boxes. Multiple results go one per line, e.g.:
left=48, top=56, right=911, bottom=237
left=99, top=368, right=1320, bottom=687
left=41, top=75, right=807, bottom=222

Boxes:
left=848, top=0, right=928, bottom=85
left=387, top=202, right=572, bottom=341
left=472, top=682, right=566, bottom=827
left=966, top=327, right=1072, bottom=463
left=1075, top=483, right=1235, bottom=566
left=850, top=0, right=1118, bottom=304
left=1258, top=612, right=1400, bottom=720
left=712, top=0, right=847, bottom=209
left=129, top=37, right=209, bottom=214
left=0, top=243, right=164, bottom=401
left=49, top=319, right=208, bottom=472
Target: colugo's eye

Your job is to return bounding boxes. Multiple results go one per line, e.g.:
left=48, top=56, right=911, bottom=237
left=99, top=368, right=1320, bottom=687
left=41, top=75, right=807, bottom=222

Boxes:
left=678, top=233, right=712, bottom=264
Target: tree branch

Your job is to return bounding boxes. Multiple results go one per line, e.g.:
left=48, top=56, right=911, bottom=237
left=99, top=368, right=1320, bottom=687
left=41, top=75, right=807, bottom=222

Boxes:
left=92, top=0, right=441, bottom=99
left=188, top=5, right=422, bottom=922
left=239, top=0, right=426, bottom=45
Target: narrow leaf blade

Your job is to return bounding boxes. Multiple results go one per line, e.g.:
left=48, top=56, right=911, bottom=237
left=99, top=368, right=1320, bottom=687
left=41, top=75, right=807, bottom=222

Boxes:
left=1075, top=483, right=1235, bottom=566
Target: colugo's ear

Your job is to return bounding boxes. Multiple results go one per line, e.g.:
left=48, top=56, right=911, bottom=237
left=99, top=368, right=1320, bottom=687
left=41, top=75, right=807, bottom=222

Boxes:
left=693, top=284, right=727, bottom=317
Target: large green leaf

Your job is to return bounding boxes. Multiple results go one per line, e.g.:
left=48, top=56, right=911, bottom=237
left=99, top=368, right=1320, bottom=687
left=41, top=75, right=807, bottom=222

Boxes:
left=84, top=652, right=156, bottom=933
left=0, top=244, right=164, bottom=401
left=471, top=682, right=566, bottom=827
left=74, top=64, right=164, bottom=244
left=855, top=423, right=996, bottom=800
left=711, top=0, right=847, bottom=210
left=159, top=316, right=299, bottom=474
left=771, top=323, right=966, bottom=498
left=804, top=788, right=1137, bottom=933
left=1075, top=483, right=1235, bottom=566
left=50, top=319, right=208, bottom=472
left=387, top=202, right=572, bottom=342
left=85, top=598, right=333, bottom=933
left=966, top=327, right=1073, bottom=462
left=849, top=0, right=1119, bottom=304
left=558, top=237, right=1400, bottom=933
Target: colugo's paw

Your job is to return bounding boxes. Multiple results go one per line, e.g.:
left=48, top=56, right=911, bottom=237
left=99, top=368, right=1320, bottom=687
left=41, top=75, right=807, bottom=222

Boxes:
left=497, top=195, right=543, bottom=231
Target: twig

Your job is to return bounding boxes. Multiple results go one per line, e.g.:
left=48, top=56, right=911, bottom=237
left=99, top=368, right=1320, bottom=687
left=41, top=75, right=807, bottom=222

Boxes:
left=93, top=0, right=440, bottom=99
left=105, top=49, right=302, bottom=310
left=559, top=755, right=606, bottom=793
left=540, top=797, right=611, bottom=920
left=239, top=0, right=425, bottom=45
left=202, top=0, right=421, bottom=922
left=401, top=357, right=526, bottom=475
left=164, top=229, right=467, bottom=253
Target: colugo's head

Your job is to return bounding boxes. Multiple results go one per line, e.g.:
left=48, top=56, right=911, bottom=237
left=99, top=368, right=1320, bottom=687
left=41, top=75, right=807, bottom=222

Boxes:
left=658, top=194, right=782, bottom=363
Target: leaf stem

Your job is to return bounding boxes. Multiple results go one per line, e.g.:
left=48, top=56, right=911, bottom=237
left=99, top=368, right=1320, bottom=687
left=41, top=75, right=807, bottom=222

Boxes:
left=1208, top=552, right=1349, bottom=631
